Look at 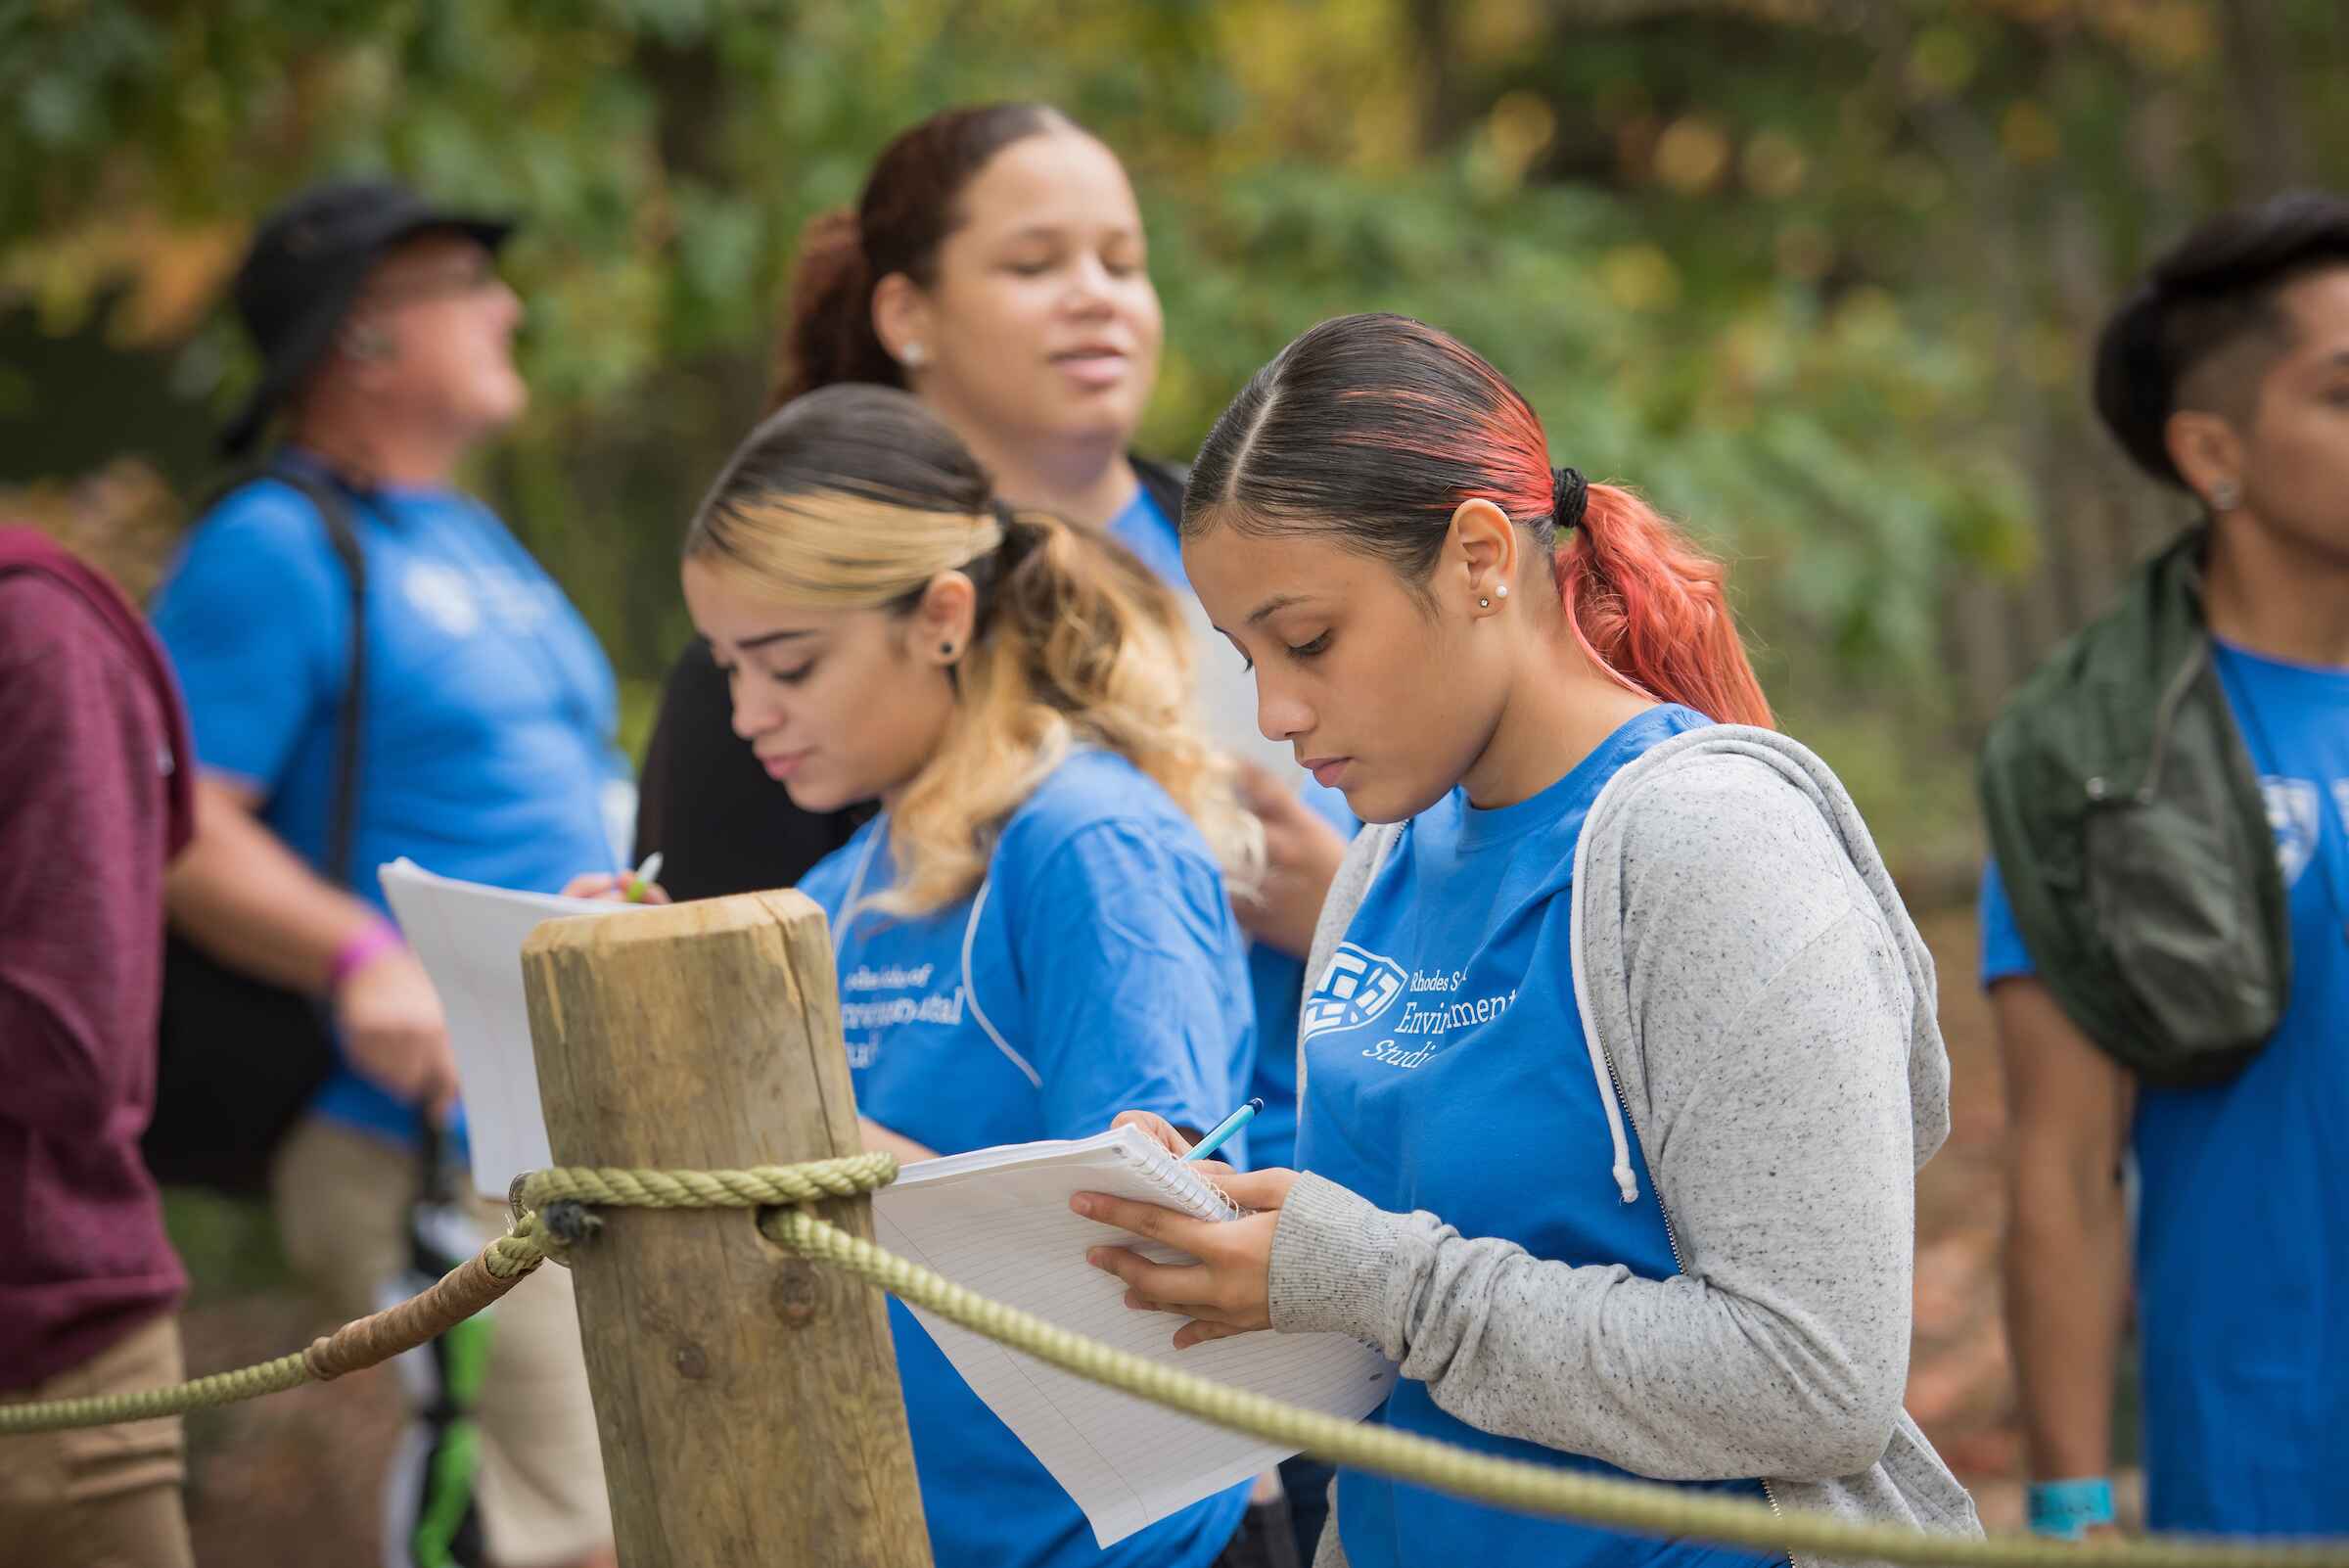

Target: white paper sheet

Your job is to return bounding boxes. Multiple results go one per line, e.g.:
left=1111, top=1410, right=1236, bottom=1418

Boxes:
left=379, top=862, right=1399, bottom=1545
left=874, top=1125, right=1398, bottom=1546
left=377, top=857, right=646, bottom=1199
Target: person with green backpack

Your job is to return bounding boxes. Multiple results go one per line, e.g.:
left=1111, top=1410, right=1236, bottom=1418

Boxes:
left=1978, top=192, right=2349, bottom=1540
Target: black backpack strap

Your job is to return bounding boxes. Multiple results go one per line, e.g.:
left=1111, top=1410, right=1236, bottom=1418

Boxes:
left=1132, top=453, right=1189, bottom=524
left=204, top=461, right=371, bottom=889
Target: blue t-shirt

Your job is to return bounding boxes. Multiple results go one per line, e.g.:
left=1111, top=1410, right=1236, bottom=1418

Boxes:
left=798, top=748, right=1254, bottom=1568
left=1109, top=482, right=1355, bottom=1169
left=1107, top=480, right=1189, bottom=592
left=1296, top=706, right=1777, bottom=1568
left=1979, top=640, right=2349, bottom=1534
left=1242, top=782, right=1357, bottom=1171
left=152, top=459, right=628, bottom=1146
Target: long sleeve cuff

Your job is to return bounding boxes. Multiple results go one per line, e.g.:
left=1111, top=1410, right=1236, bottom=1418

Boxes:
left=1267, top=1171, right=1407, bottom=1347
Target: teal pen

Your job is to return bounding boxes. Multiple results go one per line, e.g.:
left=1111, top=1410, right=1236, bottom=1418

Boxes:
left=1182, top=1097, right=1262, bottom=1162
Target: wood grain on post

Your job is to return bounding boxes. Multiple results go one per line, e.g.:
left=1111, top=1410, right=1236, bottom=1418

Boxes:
left=523, top=890, right=932, bottom=1568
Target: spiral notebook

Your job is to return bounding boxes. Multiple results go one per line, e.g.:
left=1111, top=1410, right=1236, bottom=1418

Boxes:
left=872, top=1123, right=1398, bottom=1547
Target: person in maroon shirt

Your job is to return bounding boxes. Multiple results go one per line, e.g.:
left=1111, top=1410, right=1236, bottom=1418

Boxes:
left=0, top=525, right=196, bottom=1568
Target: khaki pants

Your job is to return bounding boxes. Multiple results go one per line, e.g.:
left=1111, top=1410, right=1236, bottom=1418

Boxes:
left=0, top=1314, right=194, bottom=1568
left=273, top=1116, right=613, bottom=1568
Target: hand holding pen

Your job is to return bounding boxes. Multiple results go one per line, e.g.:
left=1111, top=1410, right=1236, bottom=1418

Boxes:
left=559, top=851, right=671, bottom=904
left=1182, top=1097, right=1263, bottom=1162
left=1077, top=1104, right=1302, bottom=1349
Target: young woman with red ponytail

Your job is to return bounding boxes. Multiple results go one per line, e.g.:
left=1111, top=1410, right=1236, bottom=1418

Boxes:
left=1075, top=314, right=1980, bottom=1568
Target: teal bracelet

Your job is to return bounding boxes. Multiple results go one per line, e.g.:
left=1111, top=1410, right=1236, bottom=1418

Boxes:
left=2028, top=1477, right=2115, bottom=1539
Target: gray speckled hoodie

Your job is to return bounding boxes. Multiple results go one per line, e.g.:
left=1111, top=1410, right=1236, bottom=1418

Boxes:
left=1272, top=725, right=1982, bottom=1568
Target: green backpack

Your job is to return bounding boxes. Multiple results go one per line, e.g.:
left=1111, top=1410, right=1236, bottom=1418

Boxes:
left=1977, top=528, right=2291, bottom=1086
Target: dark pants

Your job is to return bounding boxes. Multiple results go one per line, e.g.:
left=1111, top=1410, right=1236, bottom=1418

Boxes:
left=1279, top=1455, right=1337, bottom=1564
left=1213, top=1495, right=1305, bottom=1568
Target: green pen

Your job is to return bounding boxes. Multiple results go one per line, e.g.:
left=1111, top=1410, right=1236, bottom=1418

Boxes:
left=622, top=851, right=664, bottom=903
left=1182, top=1097, right=1263, bottom=1162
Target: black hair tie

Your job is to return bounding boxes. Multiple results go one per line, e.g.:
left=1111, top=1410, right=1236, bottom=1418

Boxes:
left=989, top=498, right=1048, bottom=573
left=969, top=498, right=1036, bottom=640
left=1550, top=466, right=1589, bottom=531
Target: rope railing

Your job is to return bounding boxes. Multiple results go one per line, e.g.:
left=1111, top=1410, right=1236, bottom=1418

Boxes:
left=7, top=1156, right=2341, bottom=1568
left=0, top=1212, right=562, bottom=1434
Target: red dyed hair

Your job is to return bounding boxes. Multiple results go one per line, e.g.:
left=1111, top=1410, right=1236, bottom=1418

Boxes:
left=1184, top=313, right=1773, bottom=729
left=1558, top=484, right=1772, bottom=727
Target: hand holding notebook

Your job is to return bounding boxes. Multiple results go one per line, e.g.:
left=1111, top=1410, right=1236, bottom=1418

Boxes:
left=874, top=1124, right=1396, bottom=1546
left=1072, top=1106, right=1298, bottom=1349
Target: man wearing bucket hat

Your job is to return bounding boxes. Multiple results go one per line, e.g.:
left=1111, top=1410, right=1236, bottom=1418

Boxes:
left=151, top=180, right=623, bottom=1568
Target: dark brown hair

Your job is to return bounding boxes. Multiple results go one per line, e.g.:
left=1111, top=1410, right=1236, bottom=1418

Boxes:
left=769, top=103, right=1075, bottom=410
left=2095, top=190, right=2349, bottom=487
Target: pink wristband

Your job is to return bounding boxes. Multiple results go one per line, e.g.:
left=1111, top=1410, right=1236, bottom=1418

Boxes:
left=328, top=919, right=405, bottom=992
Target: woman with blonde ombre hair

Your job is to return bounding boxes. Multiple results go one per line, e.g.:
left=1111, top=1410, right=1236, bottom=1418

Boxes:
left=678, top=382, right=1267, bottom=1568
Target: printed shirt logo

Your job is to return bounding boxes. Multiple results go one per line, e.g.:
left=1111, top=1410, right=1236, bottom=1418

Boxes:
left=403, top=562, right=482, bottom=636
left=1302, top=942, right=1408, bottom=1042
left=2263, top=777, right=2321, bottom=888
left=836, top=961, right=968, bottom=1071
left=477, top=570, right=555, bottom=633
left=405, top=559, right=563, bottom=641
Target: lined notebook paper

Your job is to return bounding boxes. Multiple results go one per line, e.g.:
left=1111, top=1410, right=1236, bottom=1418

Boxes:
left=874, top=1124, right=1399, bottom=1546
left=377, top=858, right=646, bottom=1198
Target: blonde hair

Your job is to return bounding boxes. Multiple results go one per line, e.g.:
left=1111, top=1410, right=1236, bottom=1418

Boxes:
left=687, top=385, right=1262, bottom=917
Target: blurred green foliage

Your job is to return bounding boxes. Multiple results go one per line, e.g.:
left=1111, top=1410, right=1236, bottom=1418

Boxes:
left=5, top=0, right=2345, bottom=868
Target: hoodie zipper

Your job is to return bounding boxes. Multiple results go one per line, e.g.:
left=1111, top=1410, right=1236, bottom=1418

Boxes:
left=1759, top=1480, right=1792, bottom=1564
left=1576, top=732, right=1799, bottom=1566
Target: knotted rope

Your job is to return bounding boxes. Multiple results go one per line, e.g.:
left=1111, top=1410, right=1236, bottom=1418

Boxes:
left=9, top=1155, right=2345, bottom=1568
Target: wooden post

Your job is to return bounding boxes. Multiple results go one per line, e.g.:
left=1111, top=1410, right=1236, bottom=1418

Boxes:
left=523, top=891, right=932, bottom=1568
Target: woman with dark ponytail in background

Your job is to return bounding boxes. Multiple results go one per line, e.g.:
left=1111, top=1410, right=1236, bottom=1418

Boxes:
left=638, top=102, right=1349, bottom=1038
left=1077, top=314, right=1981, bottom=1568
left=637, top=103, right=1191, bottom=902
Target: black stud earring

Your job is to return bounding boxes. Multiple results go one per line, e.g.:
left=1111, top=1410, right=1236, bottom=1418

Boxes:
left=940, top=642, right=955, bottom=657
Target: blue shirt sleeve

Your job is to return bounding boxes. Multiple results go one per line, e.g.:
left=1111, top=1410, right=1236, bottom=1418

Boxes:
left=1977, top=857, right=2038, bottom=988
left=1011, top=819, right=1250, bottom=1142
left=149, top=484, right=345, bottom=793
